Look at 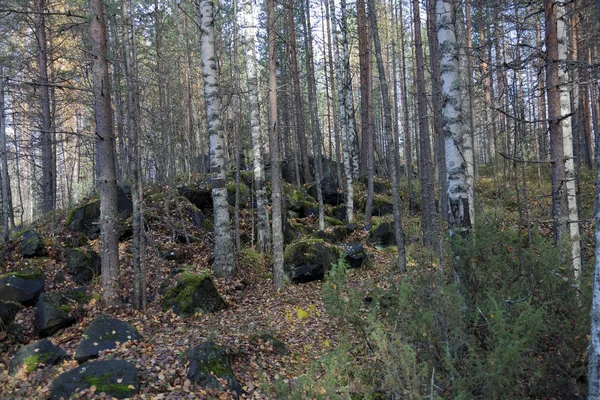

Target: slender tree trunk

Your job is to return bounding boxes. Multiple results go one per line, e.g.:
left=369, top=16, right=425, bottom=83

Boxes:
left=242, top=0, right=270, bottom=249
left=438, top=0, right=471, bottom=233
left=332, top=0, right=355, bottom=223
left=268, top=0, right=284, bottom=290
left=556, top=2, right=581, bottom=277
left=536, top=20, right=549, bottom=161
left=1, top=67, right=9, bottom=243
left=288, top=0, right=312, bottom=184
left=413, top=0, right=437, bottom=246
left=90, top=0, right=121, bottom=304
left=200, top=0, right=236, bottom=277
left=357, top=0, right=370, bottom=177
left=368, top=0, right=406, bottom=271
left=544, top=0, right=569, bottom=252
left=302, top=0, right=325, bottom=229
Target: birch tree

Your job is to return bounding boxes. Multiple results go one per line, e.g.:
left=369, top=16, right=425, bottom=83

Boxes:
left=200, top=0, right=236, bottom=277
left=1, top=67, right=8, bottom=244
left=241, top=0, right=269, bottom=250
left=89, top=0, right=120, bottom=304
left=267, top=0, right=284, bottom=290
left=557, top=2, right=581, bottom=278
left=437, top=0, right=471, bottom=232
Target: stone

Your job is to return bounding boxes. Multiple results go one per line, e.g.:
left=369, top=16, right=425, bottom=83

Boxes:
left=283, top=238, right=341, bottom=283
left=20, top=230, right=47, bottom=258
left=372, top=196, right=393, bottom=216
left=188, top=341, right=242, bottom=395
left=339, top=243, right=371, bottom=269
left=314, top=226, right=349, bottom=244
left=65, top=247, right=101, bottom=284
left=307, top=176, right=342, bottom=206
left=0, top=301, right=22, bottom=331
left=162, top=271, right=226, bottom=316
left=50, top=359, right=139, bottom=399
left=9, top=339, right=68, bottom=376
left=66, top=187, right=132, bottom=240
left=74, top=315, right=142, bottom=363
left=367, top=222, right=396, bottom=247
left=178, top=184, right=212, bottom=210
left=0, top=271, right=45, bottom=305
left=36, top=293, right=76, bottom=337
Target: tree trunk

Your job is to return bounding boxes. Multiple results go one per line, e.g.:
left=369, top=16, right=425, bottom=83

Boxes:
left=556, top=2, right=581, bottom=277
left=357, top=0, right=370, bottom=177
left=544, top=0, right=569, bottom=252
left=89, top=0, right=121, bottom=304
left=288, top=0, right=312, bottom=184
left=242, top=0, right=270, bottom=250
left=367, top=0, right=406, bottom=272
left=437, top=0, right=471, bottom=233
left=413, top=0, right=437, bottom=246
left=1, top=67, right=9, bottom=243
left=267, top=0, right=284, bottom=290
left=200, top=0, right=236, bottom=277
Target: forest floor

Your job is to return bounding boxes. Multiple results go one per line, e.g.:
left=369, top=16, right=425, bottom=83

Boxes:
left=0, top=182, right=400, bottom=399
left=0, top=165, right=596, bottom=399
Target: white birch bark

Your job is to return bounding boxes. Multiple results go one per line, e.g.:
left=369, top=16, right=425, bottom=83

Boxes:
left=200, top=0, right=236, bottom=277
left=240, top=0, right=269, bottom=251
left=1, top=66, right=9, bottom=243
left=454, top=2, right=475, bottom=224
left=437, top=0, right=471, bottom=232
left=589, top=135, right=600, bottom=400
left=332, top=0, right=354, bottom=223
left=557, top=3, right=581, bottom=278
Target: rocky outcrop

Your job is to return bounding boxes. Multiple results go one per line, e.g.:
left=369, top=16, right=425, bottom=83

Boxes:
left=65, top=247, right=101, bottom=284
left=36, top=293, right=76, bottom=337
left=19, top=230, right=47, bottom=258
left=74, top=316, right=142, bottom=363
left=284, top=239, right=341, bottom=283
left=0, top=301, right=23, bottom=330
left=9, top=339, right=68, bottom=376
left=162, top=271, right=226, bottom=316
left=50, top=359, right=139, bottom=399
left=0, top=271, right=45, bottom=305
left=188, top=341, right=241, bottom=396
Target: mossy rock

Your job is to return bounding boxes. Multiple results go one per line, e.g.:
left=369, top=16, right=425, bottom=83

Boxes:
left=19, top=230, right=47, bottom=258
left=188, top=341, right=241, bottom=395
left=162, top=271, right=226, bottom=316
left=372, top=194, right=393, bottom=216
left=36, top=293, right=76, bottom=337
left=50, top=359, right=139, bottom=399
left=284, top=217, right=316, bottom=245
left=0, top=271, right=45, bottom=305
left=74, top=316, right=142, bottom=363
left=338, top=243, right=372, bottom=269
left=313, top=225, right=349, bottom=244
left=282, top=182, right=313, bottom=211
left=0, top=301, right=23, bottom=331
left=367, top=222, right=396, bottom=247
left=306, top=176, right=342, bottom=206
left=9, top=339, right=68, bottom=376
left=226, top=180, right=250, bottom=207
left=283, top=238, right=341, bottom=283
left=66, top=247, right=100, bottom=284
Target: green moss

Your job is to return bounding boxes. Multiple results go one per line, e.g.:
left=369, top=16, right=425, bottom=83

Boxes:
left=82, top=374, right=133, bottom=395
left=65, top=205, right=82, bottom=227
left=324, top=216, right=343, bottom=226
left=57, top=305, right=71, bottom=314
left=162, top=271, right=214, bottom=315
left=23, top=352, right=52, bottom=372
left=226, top=181, right=249, bottom=197
left=200, top=357, right=234, bottom=377
left=283, top=238, right=328, bottom=260
left=0, top=270, right=44, bottom=280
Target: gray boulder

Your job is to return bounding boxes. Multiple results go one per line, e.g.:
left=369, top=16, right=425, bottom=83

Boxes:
left=9, top=339, right=68, bottom=376
left=284, top=239, right=341, bottom=283
left=339, top=243, right=371, bottom=269
left=74, top=315, right=142, bottom=363
left=65, top=247, right=100, bottom=284
left=162, top=272, right=226, bottom=316
left=50, top=359, right=139, bottom=399
left=36, top=293, right=76, bottom=337
left=188, top=341, right=241, bottom=395
left=0, top=301, right=23, bottom=330
left=66, top=187, right=132, bottom=240
left=307, top=176, right=342, bottom=206
left=20, top=230, right=47, bottom=258
left=367, top=222, right=396, bottom=247
left=0, top=271, right=45, bottom=305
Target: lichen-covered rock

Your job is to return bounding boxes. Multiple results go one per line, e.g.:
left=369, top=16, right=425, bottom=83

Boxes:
left=65, top=247, right=101, bottom=284
left=50, top=359, right=139, bottom=399
left=36, top=293, right=76, bottom=337
left=0, top=271, right=45, bottom=305
left=74, top=316, right=142, bottom=363
left=9, top=339, right=68, bottom=376
left=66, top=187, right=132, bottom=240
left=188, top=341, right=241, bottom=395
left=339, top=243, right=371, bottom=269
left=20, top=230, right=47, bottom=258
left=284, top=238, right=341, bottom=283
left=0, top=301, right=22, bottom=330
left=367, top=222, right=396, bottom=247
left=162, top=271, right=226, bottom=316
